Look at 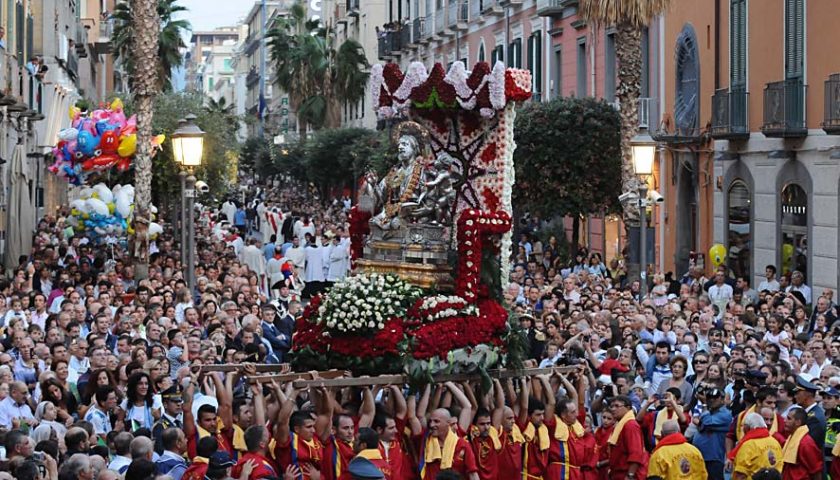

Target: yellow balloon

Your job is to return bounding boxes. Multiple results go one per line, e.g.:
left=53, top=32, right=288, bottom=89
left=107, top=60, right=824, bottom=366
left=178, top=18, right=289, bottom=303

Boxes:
left=77, top=224, right=85, bottom=231
left=153, top=134, right=166, bottom=146
left=110, top=98, right=124, bottom=111
left=709, top=244, right=727, bottom=268
left=70, top=208, right=81, bottom=217
left=69, top=106, right=80, bottom=120
left=118, top=134, right=137, bottom=157
left=127, top=224, right=135, bottom=235
left=91, top=192, right=99, bottom=199
left=82, top=213, right=90, bottom=220
left=108, top=202, right=116, bottom=214
left=782, top=243, right=794, bottom=268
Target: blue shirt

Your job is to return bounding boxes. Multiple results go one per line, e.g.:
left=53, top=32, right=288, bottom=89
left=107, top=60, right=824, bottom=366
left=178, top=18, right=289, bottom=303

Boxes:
left=234, top=209, right=246, bottom=226
left=692, top=406, right=733, bottom=463
left=264, top=243, right=276, bottom=261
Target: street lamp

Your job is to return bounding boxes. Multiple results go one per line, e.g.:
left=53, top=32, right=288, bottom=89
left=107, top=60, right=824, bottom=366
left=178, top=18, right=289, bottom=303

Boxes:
left=171, top=114, right=205, bottom=294
left=631, top=132, right=656, bottom=299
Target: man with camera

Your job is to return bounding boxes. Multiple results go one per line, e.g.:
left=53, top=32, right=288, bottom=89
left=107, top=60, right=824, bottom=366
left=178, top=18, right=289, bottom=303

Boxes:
left=692, top=385, right=732, bottom=478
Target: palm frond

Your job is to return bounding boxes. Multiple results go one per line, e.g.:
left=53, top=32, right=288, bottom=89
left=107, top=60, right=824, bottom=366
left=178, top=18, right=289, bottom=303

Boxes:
left=578, top=0, right=672, bottom=28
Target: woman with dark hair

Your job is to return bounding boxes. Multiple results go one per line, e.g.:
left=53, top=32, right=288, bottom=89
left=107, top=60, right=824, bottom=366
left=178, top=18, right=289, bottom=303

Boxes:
left=40, top=377, right=78, bottom=422
left=81, top=368, right=117, bottom=405
left=119, top=371, right=159, bottom=431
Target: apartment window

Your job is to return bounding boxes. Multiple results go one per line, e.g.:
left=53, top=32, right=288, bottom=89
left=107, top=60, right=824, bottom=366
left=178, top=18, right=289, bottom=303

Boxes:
left=508, top=38, right=522, bottom=69
left=784, top=0, right=803, bottom=80
left=527, top=31, right=542, bottom=100
left=605, top=31, right=616, bottom=102
left=491, top=44, right=504, bottom=65
left=478, top=43, right=485, bottom=63
left=551, top=46, right=562, bottom=98
left=460, top=57, right=468, bottom=69
left=641, top=27, right=650, bottom=97
left=730, top=0, right=746, bottom=87
left=576, top=37, right=587, bottom=96
left=15, top=0, right=22, bottom=64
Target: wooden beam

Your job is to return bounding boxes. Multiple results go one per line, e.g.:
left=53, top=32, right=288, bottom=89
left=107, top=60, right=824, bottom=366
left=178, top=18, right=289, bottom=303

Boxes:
left=291, top=366, right=580, bottom=389
left=200, top=364, right=294, bottom=373
left=246, top=371, right=347, bottom=383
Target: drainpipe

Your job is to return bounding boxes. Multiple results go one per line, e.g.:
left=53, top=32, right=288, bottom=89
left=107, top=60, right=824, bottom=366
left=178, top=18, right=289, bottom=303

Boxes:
left=658, top=15, right=666, bottom=270
left=589, top=27, right=596, bottom=96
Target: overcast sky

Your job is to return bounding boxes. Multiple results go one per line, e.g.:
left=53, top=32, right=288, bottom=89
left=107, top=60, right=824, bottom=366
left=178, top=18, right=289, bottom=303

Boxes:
left=176, top=0, right=253, bottom=33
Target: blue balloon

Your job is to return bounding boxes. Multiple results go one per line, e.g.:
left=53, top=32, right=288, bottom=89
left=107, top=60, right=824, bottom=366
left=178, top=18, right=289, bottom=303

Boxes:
left=77, top=131, right=101, bottom=157
left=95, top=120, right=120, bottom=135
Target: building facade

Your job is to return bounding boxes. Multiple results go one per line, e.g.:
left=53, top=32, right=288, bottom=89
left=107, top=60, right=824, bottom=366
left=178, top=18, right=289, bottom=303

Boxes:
left=707, top=0, right=840, bottom=297
left=186, top=27, right=240, bottom=97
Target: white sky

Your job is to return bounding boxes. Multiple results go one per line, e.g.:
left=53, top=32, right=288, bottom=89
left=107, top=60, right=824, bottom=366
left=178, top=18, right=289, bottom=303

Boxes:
left=175, top=0, right=254, bottom=34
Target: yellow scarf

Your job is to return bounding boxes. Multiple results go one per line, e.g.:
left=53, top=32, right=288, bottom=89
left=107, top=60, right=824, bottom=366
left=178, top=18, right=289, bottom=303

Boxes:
left=736, top=406, right=778, bottom=440
left=469, top=425, right=502, bottom=450
left=507, top=424, right=526, bottom=444
left=653, top=409, right=677, bottom=439
left=357, top=449, right=383, bottom=461
left=833, top=437, right=840, bottom=457
left=424, top=429, right=459, bottom=471
left=782, top=425, right=809, bottom=464
left=233, top=424, right=247, bottom=452
left=192, top=456, right=209, bottom=464
left=554, top=417, right=585, bottom=441
left=609, top=410, right=636, bottom=446
left=523, top=422, right=551, bottom=451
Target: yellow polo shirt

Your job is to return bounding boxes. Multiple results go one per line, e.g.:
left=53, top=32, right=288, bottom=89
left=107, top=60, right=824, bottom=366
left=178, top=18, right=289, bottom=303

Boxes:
left=648, top=442, right=708, bottom=480
left=733, top=436, right=783, bottom=478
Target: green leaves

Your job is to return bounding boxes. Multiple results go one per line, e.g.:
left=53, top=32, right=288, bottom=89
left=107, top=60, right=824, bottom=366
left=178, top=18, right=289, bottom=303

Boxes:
left=513, top=97, right=623, bottom=220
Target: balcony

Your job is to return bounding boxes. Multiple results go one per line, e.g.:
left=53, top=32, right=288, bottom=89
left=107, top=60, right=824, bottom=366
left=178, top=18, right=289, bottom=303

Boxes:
left=499, top=0, right=523, bottom=6
left=761, top=79, right=807, bottom=138
left=400, top=22, right=412, bottom=50
left=710, top=87, right=750, bottom=140
left=482, top=0, right=504, bottom=15
left=435, top=9, right=448, bottom=36
left=536, top=0, right=566, bottom=16
left=246, top=67, right=260, bottom=88
left=423, top=13, right=434, bottom=42
left=470, top=0, right=483, bottom=22
left=822, top=74, right=840, bottom=135
left=638, top=97, right=659, bottom=131
left=413, top=17, right=426, bottom=46
left=456, top=2, right=469, bottom=29
left=347, top=0, right=360, bottom=17
left=377, top=31, right=401, bottom=60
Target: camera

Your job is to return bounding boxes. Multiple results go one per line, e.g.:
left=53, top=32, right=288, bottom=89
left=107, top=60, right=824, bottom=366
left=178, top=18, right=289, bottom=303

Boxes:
left=618, top=191, right=639, bottom=204
left=195, top=180, right=210, bottom=194
left=648, top=190, right=665, bottom=204
left=603, top=384, right=616, bottom=398
left=733, top=379, right=745, bottom=391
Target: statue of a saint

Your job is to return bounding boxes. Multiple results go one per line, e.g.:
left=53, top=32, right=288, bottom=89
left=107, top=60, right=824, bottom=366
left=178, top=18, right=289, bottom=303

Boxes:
left=361, top=134, right=427, bottom=232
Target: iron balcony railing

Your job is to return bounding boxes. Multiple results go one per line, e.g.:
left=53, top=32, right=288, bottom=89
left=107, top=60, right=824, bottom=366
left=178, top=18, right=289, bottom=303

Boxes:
left=413, top=17, right=425, bottom=43
left=710, top=87, right=750, bottom=139
left=424, top=13, right=434, bottom=39
left=536, top=0, right=566, bottom=16
left=400, top=22, right=411, bottom=48
left=762, top=78, right=807, bottom=137
left=822, top=74, right=840, bottom=135
left=377, top=30, right=400, bottom=59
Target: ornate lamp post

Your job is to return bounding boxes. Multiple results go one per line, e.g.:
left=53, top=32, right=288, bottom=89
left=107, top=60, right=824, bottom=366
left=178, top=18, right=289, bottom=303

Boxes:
left=171, top=114, right=205, bottom=293
left=632, top=133, right=656, bottom=299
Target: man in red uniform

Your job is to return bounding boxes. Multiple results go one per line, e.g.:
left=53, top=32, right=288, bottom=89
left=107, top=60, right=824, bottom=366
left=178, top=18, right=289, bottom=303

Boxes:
left=183, top=374, right=234, bottom=459
left=232, top=425, right=280, bottom=480
left=546, top=398, right=587, bottom=480
left=607, top=396, right=648, bottom=480
left=781, top=408, right=822, bottom=480
left=414, top=408, right=479, bottom=480
left=354, top=427, right=391, bottom=479
left=322, top=414, right=358, bottom=480
left=275, top=410, right=325, bottom=480
left=518, top=376, right=553, bottom=480
left=469, top=408, right=502, bottom=480
left=182, top=437, right=217, bottom=480
left=498, top=406, right=525, bottom=479
left=374, top=387, right=414, bottom=480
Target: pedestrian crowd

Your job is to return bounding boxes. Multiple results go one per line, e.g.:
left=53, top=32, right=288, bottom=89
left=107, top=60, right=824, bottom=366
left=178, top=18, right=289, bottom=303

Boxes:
left=0, top=174, right=835, bottom=480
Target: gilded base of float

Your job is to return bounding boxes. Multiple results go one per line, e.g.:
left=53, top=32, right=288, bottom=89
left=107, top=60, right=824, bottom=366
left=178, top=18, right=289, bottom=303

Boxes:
left=354, top=259, right=454, bottom=291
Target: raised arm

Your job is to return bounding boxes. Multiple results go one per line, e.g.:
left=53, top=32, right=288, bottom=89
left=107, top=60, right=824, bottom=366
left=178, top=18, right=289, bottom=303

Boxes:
left=517, top=378, right=530, bottom=426
left=274, top=384, right=296, bottom=445
left=313, top=387, right=333, bottom=443
left=389, top=385, right=407, bottom=420
left=410, top=384, right=431, bottom=435
left=538, top=375, right=555, bottom=419
left=491, top=379, right=505, bottom=430
left=182, top=380, right=197, bottom=439
left=358, top=387, right=375, bottom=428
left=251, top=382, right=266, bottom=427
left=215, top=373, right=233, bottom=430
left=446, top=382, right=473, bottom=432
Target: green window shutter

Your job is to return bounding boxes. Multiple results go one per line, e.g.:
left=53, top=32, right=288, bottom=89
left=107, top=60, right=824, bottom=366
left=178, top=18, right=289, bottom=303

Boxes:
left=785, top=0, right=803, bottom=79
left=528, top=31, right=542, bottom=98
left=730, top=0, right=746, bottom=87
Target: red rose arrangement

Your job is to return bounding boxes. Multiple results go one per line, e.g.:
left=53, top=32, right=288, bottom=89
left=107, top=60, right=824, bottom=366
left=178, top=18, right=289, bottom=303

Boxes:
left=455, top=209, right=512, bottom=303
left=348, top=206, right=371, bottom=267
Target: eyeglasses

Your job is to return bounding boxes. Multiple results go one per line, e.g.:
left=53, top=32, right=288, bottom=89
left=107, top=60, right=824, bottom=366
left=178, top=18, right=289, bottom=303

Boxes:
left=694, top=359, right=709, bottom=364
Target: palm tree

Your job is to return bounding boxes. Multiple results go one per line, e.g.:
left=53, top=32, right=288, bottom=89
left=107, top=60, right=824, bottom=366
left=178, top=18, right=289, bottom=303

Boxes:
left=112, top=0, right=190, bottom=91
left=130, top=0, right=161, bottom=280
left=205, top=96, right=235, bottom=116
left=267, top=1, right=369, bottom=139
left=578, top=0, right=672, bottom=226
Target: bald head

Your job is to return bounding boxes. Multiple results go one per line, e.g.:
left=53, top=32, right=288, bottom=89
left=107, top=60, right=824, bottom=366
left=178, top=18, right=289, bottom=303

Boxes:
left=429, top=408, right=453, bottom=440
left=661, top=420, right=680, bottom=436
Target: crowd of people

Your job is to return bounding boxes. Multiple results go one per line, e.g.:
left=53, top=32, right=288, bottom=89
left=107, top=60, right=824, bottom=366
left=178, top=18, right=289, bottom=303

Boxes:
left=0, top=172, right=835, bottom=480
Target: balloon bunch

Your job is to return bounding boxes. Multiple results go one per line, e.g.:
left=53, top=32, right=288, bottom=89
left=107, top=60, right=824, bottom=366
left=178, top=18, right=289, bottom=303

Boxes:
left=48, top=99, right=166, bottom=186
left=65, top=183, right=163, bottom=244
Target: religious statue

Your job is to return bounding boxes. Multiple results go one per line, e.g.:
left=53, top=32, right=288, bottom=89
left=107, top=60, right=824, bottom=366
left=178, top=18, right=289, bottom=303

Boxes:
left=411, top=153, right=456, bottom=225
left=361, top=130, right=428, bottom=234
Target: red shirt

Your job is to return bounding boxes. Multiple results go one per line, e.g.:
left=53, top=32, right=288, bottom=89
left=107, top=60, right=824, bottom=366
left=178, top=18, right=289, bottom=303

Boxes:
left=232, top=452, right=279, bottom=480
left=414, top=431, right=478, bottom=480
left=593, top=425, right=614, bottom=480
left=545, top=416, right=586, bottom=480
left=517, top=419, right=549, bottom=480
left=469, top=432, right=501, bottom=480
left=275, top=433, right=325, bottom=480
left=498, top=428, right=524, bottom=479
left=321, top=436, right=355, bottom=480
left=379, top=440, right=406, bottom=480
left=578, top=432, right=598, bottom=480
left=607, top=419, right=649, bottom=480
left=181, top=462, right=208, bottom=480
left=188, top=427, right=234, bottom=460
left=782, top=433, right=823, bottom=480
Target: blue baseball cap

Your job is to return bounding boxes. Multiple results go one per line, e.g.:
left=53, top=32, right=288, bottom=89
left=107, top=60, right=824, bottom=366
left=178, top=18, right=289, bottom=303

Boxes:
left=347, top=457, right=384, bottom=479
left=209, top=452, right=236, bottom=469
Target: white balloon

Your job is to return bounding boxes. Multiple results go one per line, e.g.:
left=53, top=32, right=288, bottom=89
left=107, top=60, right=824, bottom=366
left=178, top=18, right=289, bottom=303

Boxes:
left=92, top=183, right=114, bottom=203
left=78, top=187, right=93, bottom=200
left=86, top=198, right=110, bottom=216
left=58, top=128, right=79, bottom=141
left=115, top=195, right=132, bottom=219
left=149, top=222, right=163, bottom=238
left=70, top=199, right=88, bottom=213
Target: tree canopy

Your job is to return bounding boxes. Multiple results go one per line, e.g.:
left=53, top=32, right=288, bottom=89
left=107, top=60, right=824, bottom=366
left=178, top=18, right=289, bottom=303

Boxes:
left=513, top=97, right=622, bottom=231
